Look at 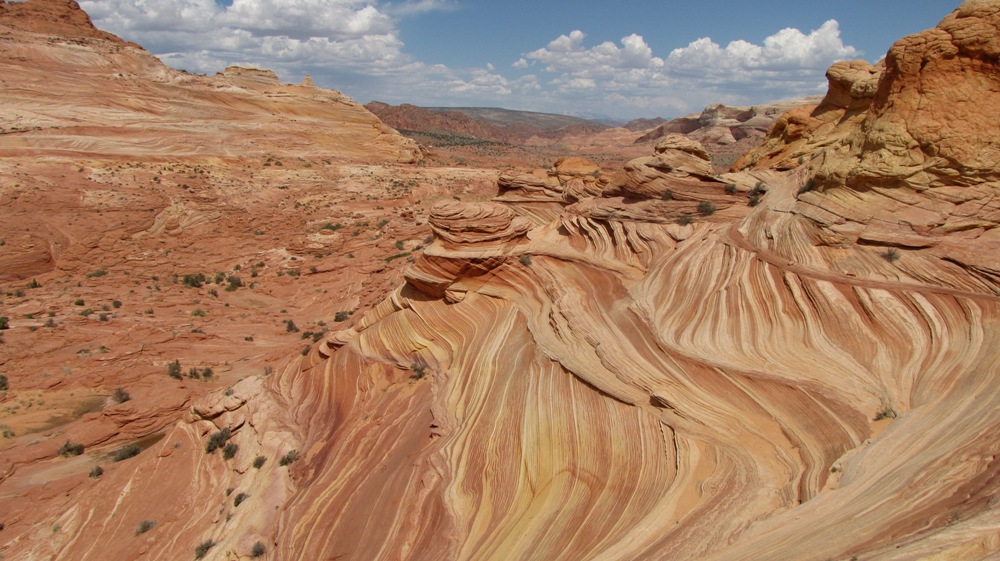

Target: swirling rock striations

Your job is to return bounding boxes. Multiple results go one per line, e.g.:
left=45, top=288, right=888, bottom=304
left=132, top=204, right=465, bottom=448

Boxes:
left=7, top=2, right=1000, bottom=561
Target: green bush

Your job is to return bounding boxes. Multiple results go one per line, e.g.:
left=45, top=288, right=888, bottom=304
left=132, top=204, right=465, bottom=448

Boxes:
left=278, top=450, right=299, bottom=466
left=334, top=311, right=351, bottom=322
left=252, top=455, right=266, bottom=469
left=676, top=215, right=694, bottom=226
left=0, top=317, right=7, bottom=330
left=222, top=442, right=239, bottom=460
left=697, top=201, right=717, bottom=216
left=205, top=427, right=231, bottom=454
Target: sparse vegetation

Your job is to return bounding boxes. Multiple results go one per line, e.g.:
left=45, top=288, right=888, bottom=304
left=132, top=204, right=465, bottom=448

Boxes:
left=191, top=308, right=206, bottom=317
left=697, top=201, right=717, bottom=216
left=285, top=319, right=299, bottom=333
left=874, top=406, right=897, bottom=421
left=519, top=254, right=532, bottom=267
left=798, top=180, right=816, bottom=195
left=411, top=361, right=428, bottom=380
left=58, top=441, right=85, bottom=457
left=167, top=359, right=182, bottom=379
left=194, top=539, right=216, bottom=559
left=135, top=520, right=155, bottom=535
left=676, top=215, right=694, bottom=226
left=661, top=189, right=674, bottom=201
left=884, top=248, right=901, bottom=263
left=253, top=455, right=266, bottom=469
left=112, top=387, right=131, bottom=404
left=86, top=269, right=108, bottom=278
left=222, top=442, right=239, bottom=460
left=724, top=184, right=737, bottom=195
left=182, top=273, right=206, bottom=288
left=233, top=492, right=249, bottom=507
left=0, top=375, right=7, bottom=391
left=205, top=427, right=232, bottom=454
left=74, top=299, right=85, bottom=306
left=320, top=222, right=344, bottom=231
left=27, top=278, right=41, bottom=289
left=0, top=317, right=7, bottom=330
left=225, top=275, right=243, bottom=291
left=334, top=311, right=351, bottom=322
left=251, top=541, right=266, bottom=558
left=89, top=466, right=103, bottom=478
left=278, top=449, right=299, bottom=466
left=112, top=443, right=141, bottom=462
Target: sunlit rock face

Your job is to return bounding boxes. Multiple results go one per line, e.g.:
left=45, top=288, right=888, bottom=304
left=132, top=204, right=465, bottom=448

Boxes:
left=7, top=2, right=1000, bottom=561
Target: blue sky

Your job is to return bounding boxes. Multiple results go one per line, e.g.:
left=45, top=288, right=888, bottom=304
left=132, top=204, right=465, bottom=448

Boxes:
left=79, top=0, right=960, bottom=120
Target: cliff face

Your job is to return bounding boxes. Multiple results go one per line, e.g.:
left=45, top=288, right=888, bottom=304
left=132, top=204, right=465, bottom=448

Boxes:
left=0, top=0, right=420, bottom=163
left=5, top=2, right=1000, bottom=561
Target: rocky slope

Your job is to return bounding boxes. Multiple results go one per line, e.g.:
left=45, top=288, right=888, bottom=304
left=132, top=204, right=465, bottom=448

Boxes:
left=5, top=2, right=1000, bottom=561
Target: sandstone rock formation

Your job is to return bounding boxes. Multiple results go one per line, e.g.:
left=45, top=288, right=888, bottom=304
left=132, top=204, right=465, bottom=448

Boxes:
left=5, top=2, right=1000, bottom=561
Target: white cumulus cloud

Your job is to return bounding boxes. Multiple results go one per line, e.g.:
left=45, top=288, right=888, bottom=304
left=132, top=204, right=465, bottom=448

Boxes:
left=76, top=1, right=861, bottom=119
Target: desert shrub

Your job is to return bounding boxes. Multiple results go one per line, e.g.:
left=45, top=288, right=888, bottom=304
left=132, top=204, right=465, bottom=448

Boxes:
left=724, top=184, right=737, bottom=195
left=86, top=269, right=108, bottom=278
left=0, top=375, right=7, bottom=391
left=797, top=180, right=816, bottom=195
left=112, top=443, right=141, bottom=462
left=226, top=275, right=243, bottom=291
left=112, top=300, right=122, bottom=309
left=285, top=319, right=299, bottom=333
left=747, top=193, right=761, bottom=207
left=222, top=442, right=239, bottom=460
left=874, top=406, right=897, bottom=421
left=251, top=541, right=266, bottom=558
left=661, top=189, right=674, bottom=201
left=191, top=308, right=206, bottom=317
left=44, top=318, right=57, bottom=328
left=884, top=248, right=901, bottom=262
left=74, top=299, right=85, bottom=306
left=80, top=308, right=94, bottom=317
left=89, top=466, right=103, bottom=478
left=519, top=254, right=532, bottom=267
left=697, top=201, right=717, bottom=216
left=334, top=311, right=351, bottom=322
left=135, top=520, right=155, bottom=535
left=194, top=539, right=215, bottom=559
left=182, top=273, right=206, bottom=288
left=410, top=362, right=427, bottom=380
left=27, top=279, right=40, bottom=289
left=320, top=222, right=343, bottom=231
left=58, top=441, right=85, bottom=457
left=205, top=427, right=231, bottom=454
left=253, top=455, right=266, bottom=469
left=278, top=450, right=299, bottom=466
left=0, top=317, right=7, bottom=330
left=676, top=215, right=694, bottom=226
left=112, top=387, right=131, bottom=403
left=300, top=345, right=310, bottom=356
left=233, top=492, right=248, bottom=507
left=167, top=360, right=182, bottom=379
